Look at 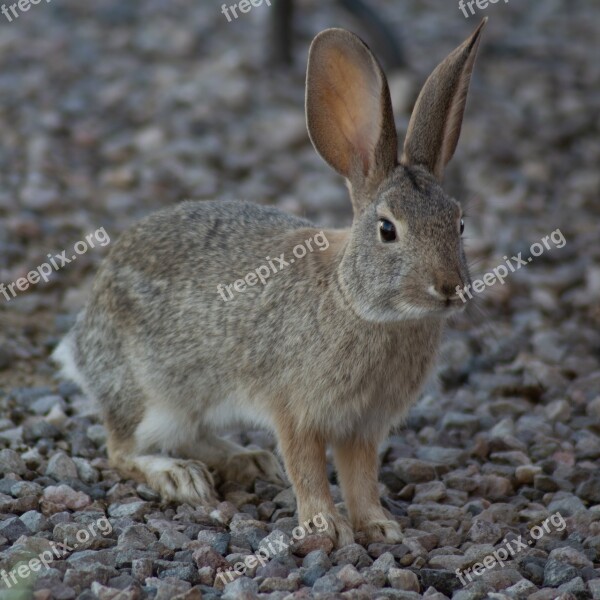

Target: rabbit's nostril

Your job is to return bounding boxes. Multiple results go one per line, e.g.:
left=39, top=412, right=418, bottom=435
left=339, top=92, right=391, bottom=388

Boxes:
left=437, top=282, right=460, bottom=299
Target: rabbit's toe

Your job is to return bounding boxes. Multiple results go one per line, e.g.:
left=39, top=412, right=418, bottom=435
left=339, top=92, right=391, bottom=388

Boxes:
left=359, top=518, right=403, bottom=544
left=222, top=450, right=286, bottom=487
left=308, top=511, right=354, bottom=548
left=330, top=516, right=355, bottom=548
left=151, top=458, right=218, bottom=507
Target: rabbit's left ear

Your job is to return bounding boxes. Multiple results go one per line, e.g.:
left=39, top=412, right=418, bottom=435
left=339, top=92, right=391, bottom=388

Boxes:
left=401, top=18, right=487, bottom=182
left=306, top=28, right=398, bottom=206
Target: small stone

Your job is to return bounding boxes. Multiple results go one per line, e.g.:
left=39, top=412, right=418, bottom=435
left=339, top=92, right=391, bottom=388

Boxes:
left=272, top=488, right=296, bottom=509
left=293, top=533, right=333, bottom=556
left=196, top=530, right=230, bottom=555
left=108, top=500, right=149, bottom=519
left=479, top=567, right=522, bottom=589
left=393, top=458, right=438, bottom=483
left=0, top=492, right=13, bottom=512
left=30, top=394, right=66, bottom=415
left=86, top=424, right=108, bottom=445
left=159, top=528, right=190, bottom=550
left=469, top=519, right=503, bottom=544
left=587, top=578, right=600, bottom=598
left=0, top=449, right=26, bottom=475
left=146, top=577, right=190, bottom=600
left=222, top=576, right=258, bottom=599
left=427, top=554, right=467, bottom=571
left=336, top=564, right=364, bottom=589
left=388, top=567, right=420, bottom=591
left=193, top=545, right=230, bottom=571
left=45, top=451, right=79, bottom=480
left=587, top=397, right=600, bottom=419
left=0, top=516, right=31, bottom=542
left=72, top=457, right=99, bottom=484
left=548, top=492, right=587, bottom=516
left=372, top=551, right=397, bottom=574
left=476, top=474, right=514, bottom=499
left=258, top=530, right=291, bottom=558
left=416, top=446, right=466, bottom=467
left=418, top=569, right=462, bottom=597
left=132, top=557, right=153, bottom=581
left=258, top=576, right=299, bottom=593
left=505, top=578, right=538, bottom=597
left=543, top=557, right=580, bottom=587
left=407, top=503, right=463, bottom=522
left=331, top=543, right=373, bottom=568
left=19, top=510, right=49, bottom=533
left=302, top=549, right=332, bottom=570
left=210, top=501, right=237, bottom=525
left=23, top=420, right=61, bottom=442
left=413, top=481, right=446, bottom=503
left=516, top=464, right=543, bottom=484
left=548, top=546, right=593, bottom=569
left=11, top=481, right=42, bottom=498
left=577, top=477, right=600, bottom=503
left=545, top=399, right=572, bottom=421
left=557, top=576, right=588, bottom=597
left=118, top=524, right=156, bottom=549
left=43, top=485, right=91, bottom=510
left=312, top=573, right=344, bottom=594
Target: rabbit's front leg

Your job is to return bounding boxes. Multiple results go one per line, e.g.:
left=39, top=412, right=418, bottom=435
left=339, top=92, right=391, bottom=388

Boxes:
left=333, top=435, right=403, bottom=544
left=275, top=415, right=354, bottom=547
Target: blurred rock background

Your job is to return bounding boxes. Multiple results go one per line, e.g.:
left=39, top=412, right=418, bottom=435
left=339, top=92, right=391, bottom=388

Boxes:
left=0, top=1, right=599, bottom=598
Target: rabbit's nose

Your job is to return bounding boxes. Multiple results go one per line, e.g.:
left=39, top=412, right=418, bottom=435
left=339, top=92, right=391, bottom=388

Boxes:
left=428, top=280, right=463, bottom=301
left=438, top=282, right=460, bottom=298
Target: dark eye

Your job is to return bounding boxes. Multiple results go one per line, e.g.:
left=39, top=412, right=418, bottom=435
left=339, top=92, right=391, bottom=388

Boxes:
left=460, top=218, right=465, bottom=235
left=379, top=219, right=397, bottom=242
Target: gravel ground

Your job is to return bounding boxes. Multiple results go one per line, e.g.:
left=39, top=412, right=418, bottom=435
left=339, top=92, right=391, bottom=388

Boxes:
left=1, top=1, right=599, bottom=599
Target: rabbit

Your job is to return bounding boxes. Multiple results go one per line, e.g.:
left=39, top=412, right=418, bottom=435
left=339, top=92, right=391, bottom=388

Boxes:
left=53, top=19, right=486, bottom=547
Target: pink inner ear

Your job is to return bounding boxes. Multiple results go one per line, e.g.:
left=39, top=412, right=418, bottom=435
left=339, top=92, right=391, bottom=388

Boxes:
left=333, top=59, right=382, bottom=177
left=307, top=34, right=390, bottom=183
left=354, top=130, right=375, bottom=176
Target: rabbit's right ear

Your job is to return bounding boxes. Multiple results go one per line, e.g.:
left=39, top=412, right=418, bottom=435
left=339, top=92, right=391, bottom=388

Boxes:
left=400, top=19, right=487, bottom=181
left=306, top=29, right=398, bottom=211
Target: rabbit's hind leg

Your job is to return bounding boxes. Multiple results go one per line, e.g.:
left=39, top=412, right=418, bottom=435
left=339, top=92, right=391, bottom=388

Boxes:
left=106, top=425, right=218, bottom=507
left=107, top=433, right=217, bottom=506
left=178, top=432, right=287, bottom=489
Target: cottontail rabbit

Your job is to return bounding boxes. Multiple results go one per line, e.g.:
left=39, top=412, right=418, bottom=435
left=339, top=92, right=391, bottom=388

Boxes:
left=54, top=20, right=485, bottom=547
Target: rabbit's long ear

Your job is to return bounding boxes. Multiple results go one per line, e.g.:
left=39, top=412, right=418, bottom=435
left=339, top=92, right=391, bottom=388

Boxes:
left=306, top=28, right=398, bottom=211
left=401, top=18, right=486, bottom=182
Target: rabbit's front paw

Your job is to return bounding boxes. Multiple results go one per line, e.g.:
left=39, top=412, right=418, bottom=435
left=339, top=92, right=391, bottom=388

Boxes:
left=358, top=518, right=403, bottom=545
left=222, top=450, right=286, bottom=488
left=303, top=510, right=354, bottom=548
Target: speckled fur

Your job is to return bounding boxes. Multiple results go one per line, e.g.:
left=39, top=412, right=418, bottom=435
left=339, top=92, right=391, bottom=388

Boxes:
left=54, top=22, right=486, bottom=546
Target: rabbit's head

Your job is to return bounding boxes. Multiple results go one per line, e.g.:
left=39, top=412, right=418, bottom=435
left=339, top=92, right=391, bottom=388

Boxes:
left=306, top=21, right=486, bottom=322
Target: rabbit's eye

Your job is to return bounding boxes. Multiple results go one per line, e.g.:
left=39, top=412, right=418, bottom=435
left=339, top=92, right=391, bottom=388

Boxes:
left=379, top=219, right=397, bottom=242
left=460, top=219, right=465, bottom=235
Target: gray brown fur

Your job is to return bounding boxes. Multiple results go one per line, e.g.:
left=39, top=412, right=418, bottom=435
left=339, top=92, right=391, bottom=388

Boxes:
left=54, top=21, right=486, bottom=546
